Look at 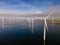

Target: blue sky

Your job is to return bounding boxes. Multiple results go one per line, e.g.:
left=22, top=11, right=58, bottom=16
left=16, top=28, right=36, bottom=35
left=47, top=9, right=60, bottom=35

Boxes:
left=0, top=0, right=60, bottom=9
left=0, top=0, right=60, bottom=18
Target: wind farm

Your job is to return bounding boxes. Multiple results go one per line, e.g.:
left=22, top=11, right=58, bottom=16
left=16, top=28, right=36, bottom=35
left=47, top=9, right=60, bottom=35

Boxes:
left=0, top=10, right=55, bottom=45
left=0, top=13, right=60, bottom=45
left=0, top=0, right=60, bottom=45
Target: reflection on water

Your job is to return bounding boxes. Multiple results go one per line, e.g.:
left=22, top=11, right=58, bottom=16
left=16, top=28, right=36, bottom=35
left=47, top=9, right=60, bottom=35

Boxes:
left=0, top=18, right=44, bottom=45
left=0, top=18, right=60, bottom=45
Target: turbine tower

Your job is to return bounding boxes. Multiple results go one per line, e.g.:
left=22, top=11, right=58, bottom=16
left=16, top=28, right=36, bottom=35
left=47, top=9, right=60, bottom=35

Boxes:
left=31, top=18, right=34, bottom=33
left=9, top=17, right=12, bottom=27
left=43, top=10, right=55, bottom=45
left=27, top=18, right=34, bottom=33
left=1, top=16, right=4, bottom=29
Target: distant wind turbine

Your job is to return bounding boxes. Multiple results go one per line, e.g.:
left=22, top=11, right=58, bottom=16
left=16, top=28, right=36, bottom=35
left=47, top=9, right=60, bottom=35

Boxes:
left=27, top=18, right=34, bottom=33
left=43, top=10, right=55, bottom=45
left=1, top=17, right=4, bottom=29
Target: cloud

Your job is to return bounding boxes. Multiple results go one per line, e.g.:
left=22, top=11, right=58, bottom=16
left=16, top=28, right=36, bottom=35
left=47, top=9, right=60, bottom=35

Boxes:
left=0, top=1, right=43, bottom=16
left=0, top=0, right=60, bottom=19
left=0, top=4, right=60, bottom=19
left=42, top=5, right=60, bottom=19
left=0, top=10, right=43, bottom=16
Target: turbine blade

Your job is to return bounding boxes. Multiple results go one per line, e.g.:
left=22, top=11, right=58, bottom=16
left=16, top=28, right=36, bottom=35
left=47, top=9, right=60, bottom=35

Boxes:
left=43, top=21, right=46, bottom=41
left=43, top=20, right=48, bottom=45
left=45, top=20, right=48, bottom=32
left=46, top=10, right=54, bottom=19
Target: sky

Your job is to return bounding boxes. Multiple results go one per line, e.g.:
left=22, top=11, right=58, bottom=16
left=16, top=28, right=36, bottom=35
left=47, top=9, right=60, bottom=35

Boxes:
left=0, top=0, right=60, bottom=19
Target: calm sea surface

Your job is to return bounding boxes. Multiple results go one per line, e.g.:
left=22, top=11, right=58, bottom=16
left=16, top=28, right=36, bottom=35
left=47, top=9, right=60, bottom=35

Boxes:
left=0, top=19, right=60, bottom=45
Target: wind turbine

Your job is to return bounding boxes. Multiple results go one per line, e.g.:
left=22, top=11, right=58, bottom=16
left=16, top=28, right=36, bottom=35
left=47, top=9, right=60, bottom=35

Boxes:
left=43, top=10, right=55, bottom=45
left=1, top=16, right=4, bottom=29
left=27, top=18, right=34, bottom=33
left=9, top=17, right=12, bottom=27
left=1, top=17, right=11, bottom=29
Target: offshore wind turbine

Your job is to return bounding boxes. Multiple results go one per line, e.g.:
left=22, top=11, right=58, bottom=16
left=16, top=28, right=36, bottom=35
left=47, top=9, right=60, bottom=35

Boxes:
left=9, top=17, right=12, bottom=27
left=43, top=10, right=55, bottom=45
left=1, top=17, right=12, bottom=29
left=27, top=18, right=34, bottom=33
left=31, top=18, right=34, bottom=33
left=1, top=16, right=4, bottom=29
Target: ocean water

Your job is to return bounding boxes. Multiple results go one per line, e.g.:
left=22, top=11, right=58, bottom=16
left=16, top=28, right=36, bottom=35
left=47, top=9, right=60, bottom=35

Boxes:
left=0, top=19, right=60, bottom=45
left=47, top=22, right=60, bottom=45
